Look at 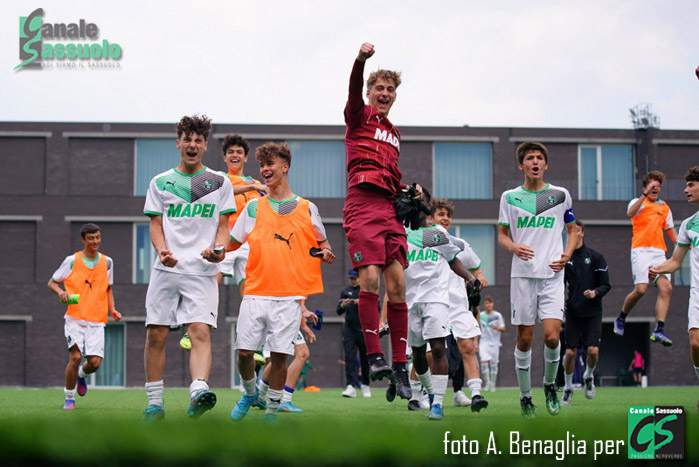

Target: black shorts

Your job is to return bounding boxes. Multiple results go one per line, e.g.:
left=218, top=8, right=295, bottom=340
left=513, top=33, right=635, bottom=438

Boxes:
left=565, top=313, right=602, bottom=349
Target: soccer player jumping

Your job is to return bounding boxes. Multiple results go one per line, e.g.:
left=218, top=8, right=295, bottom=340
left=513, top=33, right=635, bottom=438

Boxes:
left=343, top=42, right=413, bottom=400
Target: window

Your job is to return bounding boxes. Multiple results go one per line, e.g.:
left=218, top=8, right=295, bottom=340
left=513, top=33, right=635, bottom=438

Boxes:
left=579, top=145, right=634, bottom=200
left=434, top=143, right=492, bottom=199
left=93, top=324, right=125, bottom=387
left=447, top=224, right=495, bottom=285
left=285, top=141, right=345, bottom=198
left=135, top=139, right=179, bottom=196
left=134, top=223, right=156, bottom=284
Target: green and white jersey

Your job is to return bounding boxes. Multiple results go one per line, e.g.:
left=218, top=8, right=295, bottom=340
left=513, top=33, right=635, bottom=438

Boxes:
left=144, top=166, right=236, bottom=276
left=676, top=211, right=699, bottom=288
left=498, top=183, right=575, bottom=279
left=448, top=235, right=480, bottom=308
left=405, top=225, right=462, bottom=307
left=480, top=310, right=505, bottom=345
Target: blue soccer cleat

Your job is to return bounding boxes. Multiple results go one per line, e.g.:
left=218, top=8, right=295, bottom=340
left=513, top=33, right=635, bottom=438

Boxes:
left=230, top=392, right=257, bottom=421
left=77, top=376, right=87, bottom=397
left=63, top=400, right=75, bottom=410
left=426, top=403, right=443, bottom=420
left=278, top=401, right=303, bottom=413
left=650, top=330, right=673, bottom=347
left=187, top=390, right=217, bottom=418
left=142, top=404, right=165, bottom=421
left=613, top=318, right=625, bottom=336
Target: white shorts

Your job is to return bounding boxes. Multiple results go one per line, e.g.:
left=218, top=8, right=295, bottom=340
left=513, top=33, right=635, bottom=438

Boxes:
left=689, top=287, right=699, bottom=331
left=145, top=269, right=219, bottom=328
left=449, top=306, right=481, bottom=340
left=631, top=247, right=670, bottom=285
left=235, top=297, right=302, bottom=356
left=408, top=302, right=450, bottom=347
left=219, top=242, right=249, bottom=286
left=510, top=273, right=564, bottom=326
left=479, top=342, right=501, bottom=363
left=64, top=315, right=105, bottom=358
left=262, top=331, right=306, bottom=358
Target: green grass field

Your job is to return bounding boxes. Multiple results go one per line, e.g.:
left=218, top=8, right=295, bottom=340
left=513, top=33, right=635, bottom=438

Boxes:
left=0, top=386, right=696, bottom=466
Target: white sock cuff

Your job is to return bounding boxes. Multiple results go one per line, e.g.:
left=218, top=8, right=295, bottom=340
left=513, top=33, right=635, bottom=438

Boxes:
left=189, top=379, right=209, bottom=398
left=514, top=347, right=532, bottom=369
left=145, top=380, right=164, bottom=389
left=544, top=342, right=561, bottom=363
left=242, top=376, right=257, bottom=396
left=78, top=366, right=88, bottom=379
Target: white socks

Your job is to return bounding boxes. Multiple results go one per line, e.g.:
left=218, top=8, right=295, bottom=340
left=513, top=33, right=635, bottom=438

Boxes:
left=145, top=380, right=164, bottom=406
left=543, top=342, right=561, bottom=385
left=514, top=347, right=532, bottom=397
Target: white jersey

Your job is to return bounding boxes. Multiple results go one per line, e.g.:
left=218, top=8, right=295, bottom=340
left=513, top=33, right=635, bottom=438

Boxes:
left=480, top=310, right=505, bottom=345
left=52, top=253, right=114, bottom=285
left=447, top=235, right=481, bottom=309
left=405, top=225, right=462, bottom=307
left=498, top=183, right=575, bottom=278
left=677, top=211, right=699, bottom=288
left=144, top=166, right=236, bottom=276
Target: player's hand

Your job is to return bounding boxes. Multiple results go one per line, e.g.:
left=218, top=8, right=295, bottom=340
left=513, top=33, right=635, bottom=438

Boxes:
left=302, top=325, right=316, bottom=344
left=583, top=289, right=597, bottom=299
left=57, top=291, right=69, bottom=304
left=254, top=184, right=269, bottom=195
left=357, top=42, right=375, bottom=62
left=511, top=243, right=534, bottom=261
left=302, top=306, right=319, bottom=326
left=549, top=253, right=569, bottom=272
left=111, top=309, right=122, bottom=322
left=644, top=180, right=660, bottom=198
left=695, top=66, right=699, bottom=80
left=321, top=247, right=335, bottom=264
left=341, top=298, right=352, bottom=308
left=476, top=275, right=488, bottom=289
left=201, top=246, right=225, bottom=263
left=648, top=267, right=660, bottom=282
left=158, top=249, right=178, bottom=267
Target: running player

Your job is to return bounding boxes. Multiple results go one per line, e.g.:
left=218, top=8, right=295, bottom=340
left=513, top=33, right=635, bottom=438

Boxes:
left=343, top=42, right=413, bottom=399
left=142, top=115, right=236, bottom=421
left=498, top=141, right=578, bottom=418
left=616, top=171, right=677, bottom=346
left=48, top=223, right=121, bottom=410
left=649, top=166, right=699, bottom=411
left=561, top=219, right=611, bottom=405
left=229, top=142, right=335, bottom=423
left=403, top=196, right=475, bottom=420
left=428, top=198, right=489, bottom=412
left=479, top=296, right=505, bottom=391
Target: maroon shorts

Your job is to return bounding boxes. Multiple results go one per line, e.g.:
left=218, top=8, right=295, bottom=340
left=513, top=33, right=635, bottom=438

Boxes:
left=343, top=185, right=407, bottom=270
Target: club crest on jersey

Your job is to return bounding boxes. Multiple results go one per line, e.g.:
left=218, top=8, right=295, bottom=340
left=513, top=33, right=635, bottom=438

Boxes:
left=373, top=128, right=400, bottom=149
left=585, top=258, right=591, bottom=264
left=203, top=180, right=213, bottom=190
left=547, top=196, right=556, bottom=205
left=433, top=232, right=442, bottom=243
left=354, top=252, right=362, bottom=262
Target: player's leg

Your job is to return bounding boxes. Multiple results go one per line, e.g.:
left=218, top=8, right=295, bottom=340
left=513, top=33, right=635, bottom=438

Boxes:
left=542, top=318, right=562, bottom=415
left=356, top=330, right=372, bottom=397
left=186, top=322, right=217, bottom=417
left=266, top=351, right=289, bottom=420
left=341, top=326, right=358, bottom=397
left=650, top=275, right=673, bottom=346
left=690, top=328, right=699, bottom=379
left=512, top=277, right=536, bottom=417
left=480, top=358, right=490, bottom=392
left=279, top=341, right=308, bottom=412
left=426, top=337, right=448, bottom=419
left=232, top=296, right=268, bottom=421
left=618, top=249, right=650, bottom=335
left=447, top=334, right=468, bottom=406
left=562, top=348, right=576, bottom=405
left=64, top=344, right=82, bottom=409
left=458, top=337, right=488, bottom=412
left=76, top=354, right=102, bottom=398
left=489, top=356, right=500, bottom=391
left=383, top=259, right=411, bottom=399
left=144, top=325, right=169, bottom=419
left=357, top=264, right=392, bottom=380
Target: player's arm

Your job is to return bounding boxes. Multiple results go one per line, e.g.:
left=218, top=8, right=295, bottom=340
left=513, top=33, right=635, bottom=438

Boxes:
left=588, top=253, right=611, bottom=299
left=649, top=244, right=689, bottom=280
left=550, top=221, right=578, bottom=272
left=47, top=278, right=69, bottom=303
left=469, top=267, right=488, bottom=288
left=449, top=256, right=476, bottom=283
left=337, top=289, right=351, bottom=316
left=233, top=184, right=268, bottom=195
left=107, top=285, right=121, bottom=322
left=345, top=43, right=373, bottom=126
left=497, top=224, right=534, bottom=261
left=149, top=214, right=177, bottom=267
left=665, top=226, right=678, bottom=244
left=626, top=196, right=645, bottom=218
left=317, top=239, right=335, bottom=264
left=202, top=213, right=231, bottom=263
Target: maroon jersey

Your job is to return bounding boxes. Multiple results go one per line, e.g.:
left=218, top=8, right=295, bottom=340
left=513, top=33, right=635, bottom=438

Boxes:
left=344, top=59, right=402, bottom=195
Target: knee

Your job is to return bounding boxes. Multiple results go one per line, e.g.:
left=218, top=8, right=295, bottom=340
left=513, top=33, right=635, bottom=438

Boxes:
left=565, top=348, right=576, bottom=359
left=430, top=341, right=446, bottom=359
left=238, top=350, right=254, bottom=362
left=459, top=339, right=475, bottom=356
left=68, top=353, right=82, bottom=366
left=385, top=281, right=406, bottom=303
left=517, top=335, right=533, bottom=351
left=359, top=268, right=380, bottom=294
left=87, top=357, right=102, bottom=370
left=635, top=284, right=648, bottom=296
left=295, top=345, right=310, bottom=362
left=587, top=347, right=599, bottom=358
left=658, top=280, right=672, bottom=295
left=544, top=334, right=560, bottom=349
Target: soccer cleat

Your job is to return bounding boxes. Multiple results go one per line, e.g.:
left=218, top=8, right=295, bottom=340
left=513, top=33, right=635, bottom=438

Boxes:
left=650, top=330, right=673, bottom=347
left=392, top=364, right=412, bottom=400
left=361, top=384, right=371, bottom=398
left=230, top=393, right=257, bottom=421
left=179, top=332, right=192, bottom=351
left=368, top=354, right=392, bottom=381
left=63, top=399, right=75, bottom=410
left=453, top=390, right=471, bottom=407
left=187, top=390, right=217, bottom=418
left=613, top=318, right=625, bottom=336
left=419, top=390, right=431, bottom=410
left=252, top=395, right=267, bottom=410
left=520, top=396, right=536, bottom=419
left=426, top=403, right=443, bottom=420
left=584, top=378, right=596, bottom=399
left=142, top=404, right=165, bottom=421
left=341, top=385, right=357, bottom=398
left=385, top=383, right=396, bottom=402
left=561, top=389, right=573, bottom=406
left=470, top=394, right=488, bottom=413
left=76, top=376, right=87, bottom=397
left=407, top=399, right=425, bottom=411
left=278, top=401, right=303, bottom=413
left=544, top=383, right=561, bottom=415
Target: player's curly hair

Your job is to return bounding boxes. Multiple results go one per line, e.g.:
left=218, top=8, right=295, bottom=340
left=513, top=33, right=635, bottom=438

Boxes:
left=684, top=166, right=699, bottom=182
left=256, top=142, right=292, bottom=167
left=429, top=198, right=454, bottom=217
left=642, top=170, right=665, bottom=187
left=176, top=114, right=212, bottom=140
left=516, top=141, right=549, bottom=164
left=221, top=134, right=249, bottom=155
left=367, top=69, right=402, bottom=89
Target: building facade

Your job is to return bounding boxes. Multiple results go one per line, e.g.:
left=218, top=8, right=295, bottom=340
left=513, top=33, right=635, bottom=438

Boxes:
left=1, top=121, right=697, bottom=389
